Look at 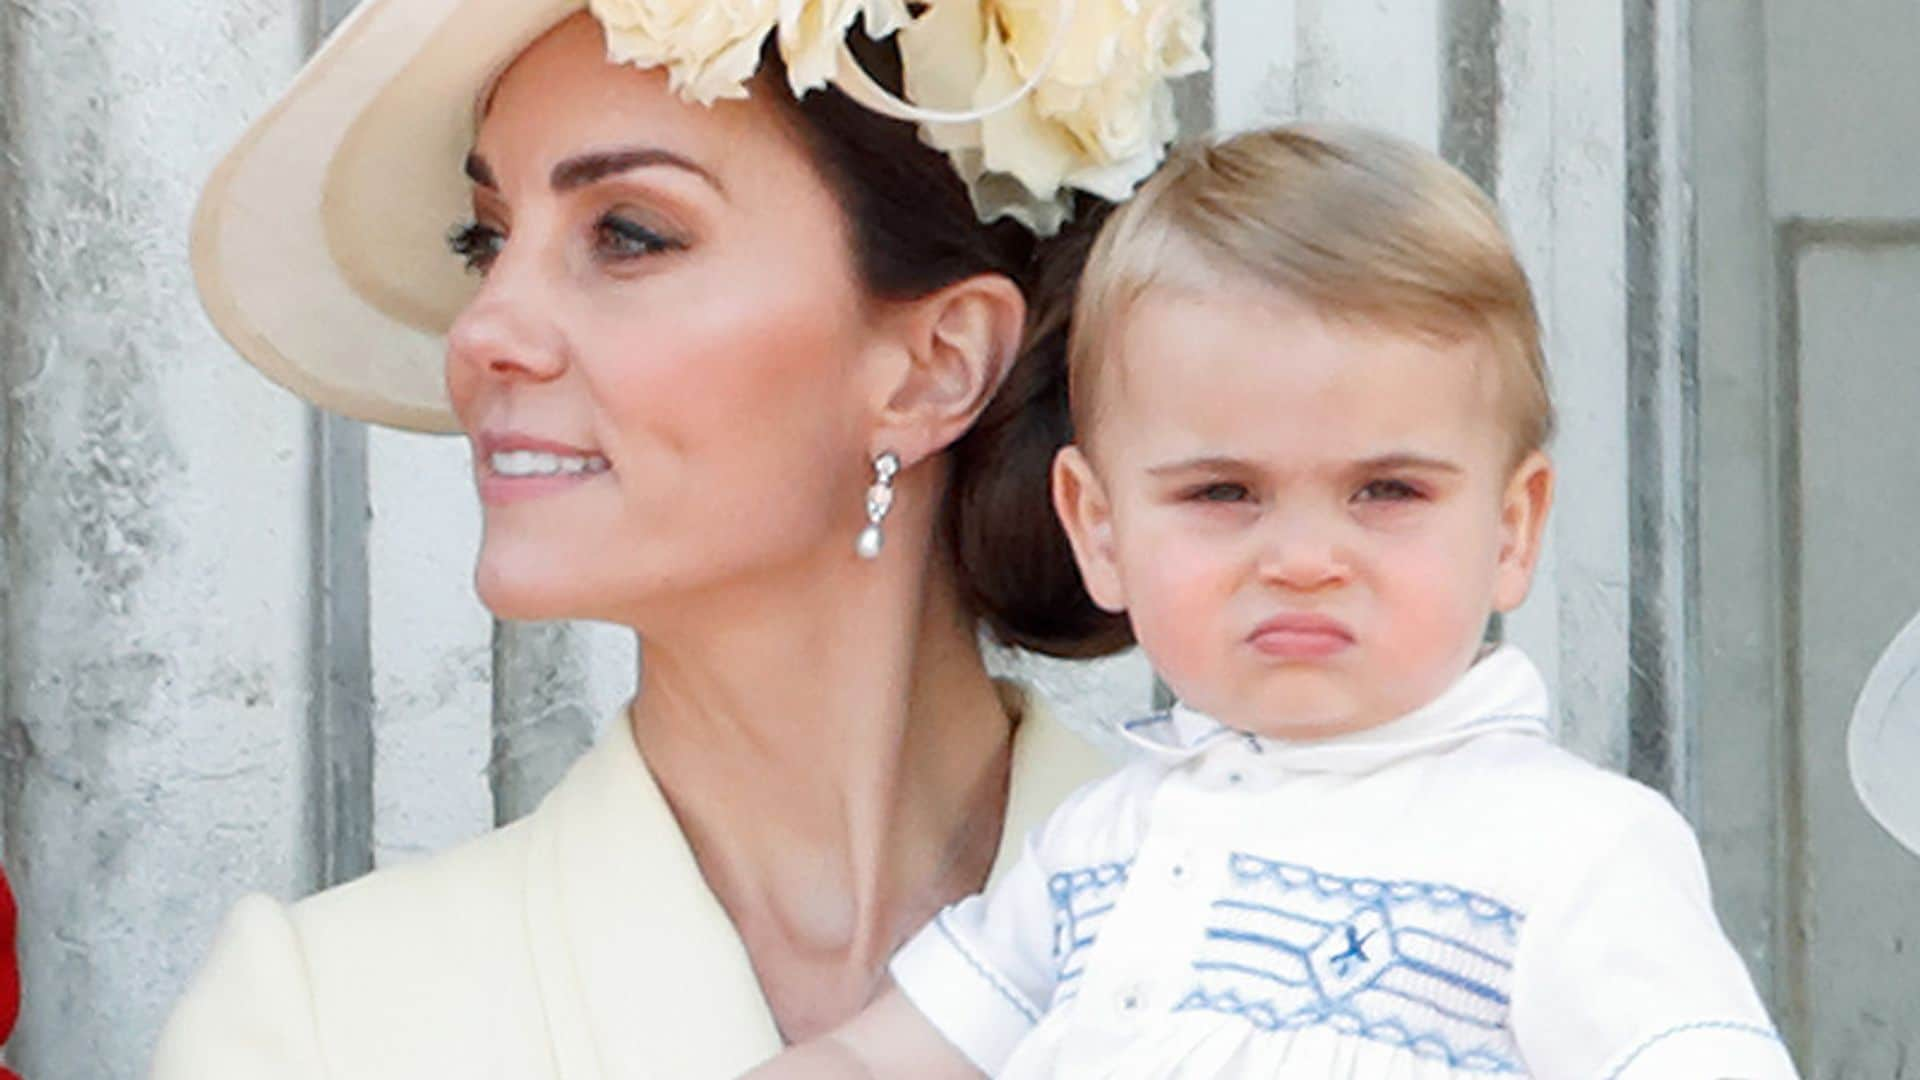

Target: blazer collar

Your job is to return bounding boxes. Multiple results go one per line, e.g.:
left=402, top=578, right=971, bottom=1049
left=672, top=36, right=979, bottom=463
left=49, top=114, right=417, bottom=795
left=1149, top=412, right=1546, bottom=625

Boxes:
left=523, top=682, right=1110, bottom=1079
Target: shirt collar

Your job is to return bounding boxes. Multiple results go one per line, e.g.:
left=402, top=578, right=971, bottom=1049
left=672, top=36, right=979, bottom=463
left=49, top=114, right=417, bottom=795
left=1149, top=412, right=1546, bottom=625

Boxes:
left=1118, top=645, right=1552, bottom=775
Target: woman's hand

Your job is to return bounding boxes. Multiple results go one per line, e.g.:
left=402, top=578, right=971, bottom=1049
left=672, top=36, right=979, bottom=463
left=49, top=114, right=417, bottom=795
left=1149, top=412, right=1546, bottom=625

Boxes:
left=741, top=988, right=984, bottom=1080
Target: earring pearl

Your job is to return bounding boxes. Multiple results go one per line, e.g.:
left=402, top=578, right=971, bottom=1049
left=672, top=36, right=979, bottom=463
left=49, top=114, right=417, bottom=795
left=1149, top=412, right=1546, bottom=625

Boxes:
left=857, top=451, right=901, bottom=561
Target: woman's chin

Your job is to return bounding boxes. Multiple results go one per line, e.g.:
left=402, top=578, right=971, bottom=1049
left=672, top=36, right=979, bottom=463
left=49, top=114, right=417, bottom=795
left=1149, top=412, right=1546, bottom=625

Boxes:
left=473, top=558, right=598, bottom=623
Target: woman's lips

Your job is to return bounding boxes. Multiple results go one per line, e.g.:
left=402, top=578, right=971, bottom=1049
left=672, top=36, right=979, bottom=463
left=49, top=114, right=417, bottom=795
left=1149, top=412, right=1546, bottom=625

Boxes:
left=473, top=433, right=612, bottom=506
left=1248, top=613, right=1355, bottom=661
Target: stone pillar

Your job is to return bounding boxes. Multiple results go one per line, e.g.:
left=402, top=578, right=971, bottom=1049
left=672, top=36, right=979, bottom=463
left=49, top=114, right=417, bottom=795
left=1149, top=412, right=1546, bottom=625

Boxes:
left=0, top=1, right=317, bottom=1074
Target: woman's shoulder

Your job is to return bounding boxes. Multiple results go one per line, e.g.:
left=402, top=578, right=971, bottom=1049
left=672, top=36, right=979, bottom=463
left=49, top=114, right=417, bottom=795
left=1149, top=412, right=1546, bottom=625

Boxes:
left=154, top=820, right=553, bottom=1079
left=297, top=813, right=536, bottom=941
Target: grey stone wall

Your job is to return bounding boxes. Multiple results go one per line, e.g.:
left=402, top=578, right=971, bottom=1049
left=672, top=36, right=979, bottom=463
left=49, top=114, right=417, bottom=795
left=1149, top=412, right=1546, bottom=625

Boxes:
left=1694, top=1, right=1920, bottom=1072
left=7, top=0, right=1906, bottom=1076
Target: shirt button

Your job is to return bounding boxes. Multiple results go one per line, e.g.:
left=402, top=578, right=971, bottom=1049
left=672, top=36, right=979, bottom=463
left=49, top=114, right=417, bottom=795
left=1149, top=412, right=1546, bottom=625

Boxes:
left=1168, top=853, right=1195, bottom=886
left=1226, top=769, right=1247, bottom=785
left=1116, top=982, right=1150, bottom=1015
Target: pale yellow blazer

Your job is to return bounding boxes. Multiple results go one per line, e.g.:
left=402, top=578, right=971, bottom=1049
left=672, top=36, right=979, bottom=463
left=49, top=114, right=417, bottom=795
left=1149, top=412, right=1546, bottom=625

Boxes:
left=152, top=693, right=1109, bottom=1079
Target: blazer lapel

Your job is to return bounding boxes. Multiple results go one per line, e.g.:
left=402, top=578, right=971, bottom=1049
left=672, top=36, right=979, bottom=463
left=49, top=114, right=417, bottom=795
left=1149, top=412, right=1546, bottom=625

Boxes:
left=522, top=685, right=1113, bottom=1078
left=532, top=719, right=783, bottom=1080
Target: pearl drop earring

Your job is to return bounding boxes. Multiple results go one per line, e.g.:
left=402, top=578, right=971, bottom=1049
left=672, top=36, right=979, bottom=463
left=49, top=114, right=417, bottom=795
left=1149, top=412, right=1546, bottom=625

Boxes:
left=857, top=451, right=901, bottom=561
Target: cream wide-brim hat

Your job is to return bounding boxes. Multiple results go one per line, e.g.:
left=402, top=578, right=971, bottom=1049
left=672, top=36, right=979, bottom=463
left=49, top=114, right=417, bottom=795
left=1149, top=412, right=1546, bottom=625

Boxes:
left=194, top=0, right=587, bottom=433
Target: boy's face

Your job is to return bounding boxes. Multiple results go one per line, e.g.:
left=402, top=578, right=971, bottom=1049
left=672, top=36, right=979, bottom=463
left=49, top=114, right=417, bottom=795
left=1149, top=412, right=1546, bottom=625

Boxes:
left=1055, top=285, right=1553, bottom=739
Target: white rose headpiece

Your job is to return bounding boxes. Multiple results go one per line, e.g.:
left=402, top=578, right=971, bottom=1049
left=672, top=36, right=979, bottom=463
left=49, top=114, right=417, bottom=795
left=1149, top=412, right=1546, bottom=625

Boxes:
left=588, top=0, right=1210, bottom=235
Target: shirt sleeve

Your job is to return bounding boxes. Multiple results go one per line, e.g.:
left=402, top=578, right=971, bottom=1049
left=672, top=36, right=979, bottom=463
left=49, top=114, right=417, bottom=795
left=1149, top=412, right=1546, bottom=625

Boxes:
left=889, top=764, right=1140, bottom=1075
left=1508, top=791, right=1800, bottom=1079
left=150, top=894, right=328, bottom=1080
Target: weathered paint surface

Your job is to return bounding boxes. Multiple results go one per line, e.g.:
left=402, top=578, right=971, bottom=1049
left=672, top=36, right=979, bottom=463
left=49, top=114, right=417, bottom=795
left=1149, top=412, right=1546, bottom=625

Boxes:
left=0, top=2, right=317, bottom=1075
left=1794, top=245, right=1920, bottom=1077
left=6, top=0, right=1911, bottom=1076
left=1692, top=0, right=1920, bottom=1072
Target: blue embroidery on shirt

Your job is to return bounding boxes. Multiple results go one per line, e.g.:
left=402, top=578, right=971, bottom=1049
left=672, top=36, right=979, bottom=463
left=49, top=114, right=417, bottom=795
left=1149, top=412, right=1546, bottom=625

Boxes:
left=1227, top=853, right=1524, bottom=940
left=1048, top=861, right=1131, bottom=1006
left=1177, top=853, right=1527, bottom=1072
left=1122, top=711, right=1174, bottom=731
left=1601, top=1019, right=1783, bottom=1079
left=1462, top=712, right=1550, bottom=732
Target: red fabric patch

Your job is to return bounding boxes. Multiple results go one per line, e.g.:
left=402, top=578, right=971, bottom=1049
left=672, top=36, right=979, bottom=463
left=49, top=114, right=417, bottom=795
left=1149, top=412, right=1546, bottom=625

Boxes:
left=1, top=862, right=18, bottom=1075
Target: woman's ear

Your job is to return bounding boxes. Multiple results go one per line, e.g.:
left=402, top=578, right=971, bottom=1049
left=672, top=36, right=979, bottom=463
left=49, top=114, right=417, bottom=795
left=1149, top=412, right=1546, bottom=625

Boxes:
left=1053, top=445, right=1127, bottom=614
left=1492, top=450, right=1555, bottom=613
left=868, top=273, right=1026, bottom=464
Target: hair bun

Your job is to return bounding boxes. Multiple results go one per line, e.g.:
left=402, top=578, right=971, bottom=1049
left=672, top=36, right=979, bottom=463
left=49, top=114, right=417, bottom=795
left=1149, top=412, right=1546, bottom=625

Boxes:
left=948, top=198, right=1134, bottom=659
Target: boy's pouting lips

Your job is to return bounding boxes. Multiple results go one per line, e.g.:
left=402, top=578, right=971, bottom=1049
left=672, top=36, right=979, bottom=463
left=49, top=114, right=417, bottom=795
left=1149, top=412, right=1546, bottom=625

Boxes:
left=1053, top=281, right=1554, bottom=741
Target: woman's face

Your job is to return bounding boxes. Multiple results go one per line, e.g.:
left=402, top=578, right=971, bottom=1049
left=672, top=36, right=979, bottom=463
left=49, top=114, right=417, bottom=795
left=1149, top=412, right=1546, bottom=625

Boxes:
left=446, top=14, right=889, bottom=624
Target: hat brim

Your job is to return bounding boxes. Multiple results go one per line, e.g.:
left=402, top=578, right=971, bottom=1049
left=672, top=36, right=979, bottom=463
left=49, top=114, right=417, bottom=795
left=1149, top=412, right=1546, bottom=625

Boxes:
left=192, top=0, right=581, bottom=433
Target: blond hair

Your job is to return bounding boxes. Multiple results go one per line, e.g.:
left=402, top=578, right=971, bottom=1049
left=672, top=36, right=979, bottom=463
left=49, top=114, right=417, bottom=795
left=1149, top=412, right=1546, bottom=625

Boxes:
left=1070, top=124, right=1553, bottom=460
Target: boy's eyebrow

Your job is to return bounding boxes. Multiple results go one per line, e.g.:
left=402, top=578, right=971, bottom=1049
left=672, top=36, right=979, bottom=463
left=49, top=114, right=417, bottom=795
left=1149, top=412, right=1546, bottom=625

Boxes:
left=1144, top=455, right=1255, bottom=477
left=1353, top=452, right=1464, bottom=474
left=1143, top=452, right=1467, bottom=477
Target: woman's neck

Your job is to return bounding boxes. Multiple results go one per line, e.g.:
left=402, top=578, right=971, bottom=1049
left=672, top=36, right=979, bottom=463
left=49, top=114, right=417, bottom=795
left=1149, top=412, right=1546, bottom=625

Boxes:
left=624, top=524, right=1015, bottom=1038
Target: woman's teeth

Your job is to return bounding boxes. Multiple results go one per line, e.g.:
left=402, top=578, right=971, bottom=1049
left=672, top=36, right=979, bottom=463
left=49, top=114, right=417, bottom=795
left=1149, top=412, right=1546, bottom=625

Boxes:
left=490, top=450, right=611, bottom=478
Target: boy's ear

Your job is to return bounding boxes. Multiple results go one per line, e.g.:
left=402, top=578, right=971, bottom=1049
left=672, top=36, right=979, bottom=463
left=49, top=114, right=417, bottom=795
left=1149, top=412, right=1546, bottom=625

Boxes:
left=1493, top=450, right=1554, bottom=613
left=867, top=274, right=1026, bottom=464
left=1052, top=445, right=1127, bottom=614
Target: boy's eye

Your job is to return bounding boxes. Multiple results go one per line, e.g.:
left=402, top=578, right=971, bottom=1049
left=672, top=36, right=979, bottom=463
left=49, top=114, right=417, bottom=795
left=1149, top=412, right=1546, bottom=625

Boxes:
left=596, top=213, right=682, bottom=260
left=447, top=221, right=505, bottom=275
left=1354, top=478, right=1423, bottom=503
left=1188, top=482, right=1252, bottom=504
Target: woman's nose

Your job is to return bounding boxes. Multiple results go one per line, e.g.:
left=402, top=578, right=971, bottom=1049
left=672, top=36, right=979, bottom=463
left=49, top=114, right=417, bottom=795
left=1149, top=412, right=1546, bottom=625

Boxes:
left=445, top=268, right=567, bottom=386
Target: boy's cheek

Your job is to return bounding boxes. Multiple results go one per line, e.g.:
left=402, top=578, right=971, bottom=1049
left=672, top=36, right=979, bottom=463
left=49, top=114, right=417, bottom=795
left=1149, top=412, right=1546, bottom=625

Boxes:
left=1368, top=547, right=1497, bottom=665
left=1119, top=542, right=1238, bottom=677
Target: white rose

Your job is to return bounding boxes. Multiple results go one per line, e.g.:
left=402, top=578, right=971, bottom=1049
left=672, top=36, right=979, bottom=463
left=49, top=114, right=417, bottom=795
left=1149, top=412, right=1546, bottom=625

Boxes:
left=897, top=0, right=1207, bottom=233
left=778, top=0, right=911, bottom=95
left=589, top=0, right=780, bottom=104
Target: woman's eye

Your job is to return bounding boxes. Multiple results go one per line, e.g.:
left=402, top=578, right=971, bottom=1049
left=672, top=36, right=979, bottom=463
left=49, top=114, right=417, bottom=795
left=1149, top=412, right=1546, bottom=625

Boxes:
left=1355, top=479, right=1422, bottom=503
left=447, top=222, right=505, bottom=275
left=1188, top=482, right=1251, bottom=504
left=596, top=214, right=682, bottom=260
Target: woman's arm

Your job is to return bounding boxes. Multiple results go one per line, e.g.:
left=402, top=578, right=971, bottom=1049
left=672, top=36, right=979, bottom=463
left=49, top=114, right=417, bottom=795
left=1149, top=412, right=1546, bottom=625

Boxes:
left=742, top=989, right=982, bottom=1080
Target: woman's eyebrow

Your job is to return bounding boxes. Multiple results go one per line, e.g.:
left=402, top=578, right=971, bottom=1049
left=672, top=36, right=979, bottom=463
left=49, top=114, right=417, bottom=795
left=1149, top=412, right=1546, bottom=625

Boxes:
left=552, top=147, right=723, bottom=194
left=464, top=152, right=497, bottom=189
left=461, top=147, right=725, bottom=196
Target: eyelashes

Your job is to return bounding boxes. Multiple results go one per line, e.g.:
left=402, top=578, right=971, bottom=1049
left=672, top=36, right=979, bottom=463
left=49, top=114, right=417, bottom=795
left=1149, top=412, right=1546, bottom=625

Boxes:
left=1353, top=479, right=1425, bottom=503
left=447, top=221, right=504, bottom=275
left=595, top=215, right=683, bottom=259
left=445, top=214, right=686, bottom=276
left=1177, top=479, right=1430, bottom=508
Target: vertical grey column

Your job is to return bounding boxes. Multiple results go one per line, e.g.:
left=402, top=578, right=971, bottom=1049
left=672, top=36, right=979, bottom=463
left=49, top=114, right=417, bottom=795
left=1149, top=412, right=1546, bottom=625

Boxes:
left=1691, top=0, right=1789, bottom=1020
left=1441, top=0, right=1502, bottom=193
left=305, top=0, right=376, bottom=891
left=0, top=2, right=317, bottom=1076
left=491, top=622, right=629, bottom=824
left=1623, top=0, right=1698, bottom=804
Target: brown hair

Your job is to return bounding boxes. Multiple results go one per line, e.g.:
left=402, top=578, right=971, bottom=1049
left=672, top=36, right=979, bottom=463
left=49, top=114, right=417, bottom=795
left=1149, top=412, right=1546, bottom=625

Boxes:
left=762, top=42, right=1133, bottom=658
left=1071, top=125, right=1554, bottom=462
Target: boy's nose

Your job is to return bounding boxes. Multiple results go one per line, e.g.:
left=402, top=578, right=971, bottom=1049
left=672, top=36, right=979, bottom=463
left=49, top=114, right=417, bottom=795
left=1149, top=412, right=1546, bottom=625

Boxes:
left=1253, top=516, right=1352, bottom=593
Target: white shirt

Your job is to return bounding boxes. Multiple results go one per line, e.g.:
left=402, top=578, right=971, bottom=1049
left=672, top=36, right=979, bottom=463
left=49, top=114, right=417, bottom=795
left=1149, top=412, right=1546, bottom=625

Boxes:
left=891, top=647, right=1798, bottom=1079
